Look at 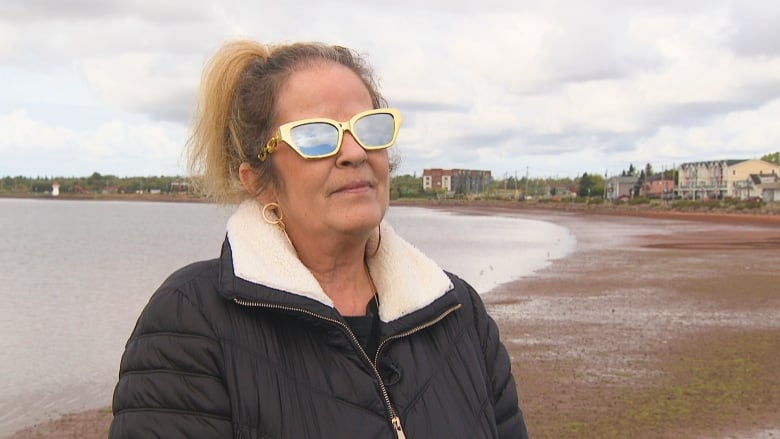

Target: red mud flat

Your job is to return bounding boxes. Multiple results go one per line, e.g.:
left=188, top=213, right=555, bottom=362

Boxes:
left=6, top=203, right=780, bottom=439
left=447, top=202, right=780, bottom=439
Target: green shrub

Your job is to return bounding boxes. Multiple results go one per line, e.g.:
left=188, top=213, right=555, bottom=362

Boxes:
left=628, top=197, right=651, bottom=205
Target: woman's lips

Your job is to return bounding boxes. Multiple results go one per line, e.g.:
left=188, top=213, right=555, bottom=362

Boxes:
left=332, top=180, right=373, bottom=194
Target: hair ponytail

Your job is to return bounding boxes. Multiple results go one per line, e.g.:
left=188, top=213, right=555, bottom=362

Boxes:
left=187, top=40, right=270, bottom=203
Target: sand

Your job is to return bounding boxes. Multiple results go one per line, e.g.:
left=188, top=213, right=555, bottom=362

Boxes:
left=6, top=203, right=780, bottom=439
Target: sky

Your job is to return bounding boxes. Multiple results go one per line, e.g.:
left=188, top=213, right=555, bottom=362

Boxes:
left=1, top=0, right=779, bottom=180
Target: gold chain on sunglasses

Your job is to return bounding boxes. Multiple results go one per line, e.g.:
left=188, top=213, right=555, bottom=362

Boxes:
left=258, top=138, right=278, bottom=162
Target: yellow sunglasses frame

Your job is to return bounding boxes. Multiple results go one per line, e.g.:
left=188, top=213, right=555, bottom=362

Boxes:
left=260, top=108, right=402, bottom=161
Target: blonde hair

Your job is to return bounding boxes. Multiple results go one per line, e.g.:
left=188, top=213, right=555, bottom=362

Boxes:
left=186, top=40, right=385, bottom=203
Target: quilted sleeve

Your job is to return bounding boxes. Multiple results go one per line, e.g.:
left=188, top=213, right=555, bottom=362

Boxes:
left=109, top=286, right=232, bottom=439
left=470, top=287, right=530, bottom=439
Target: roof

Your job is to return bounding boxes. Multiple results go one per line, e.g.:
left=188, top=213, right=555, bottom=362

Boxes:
left=647, top=174, right=674, bottom=182
left=608, top=175, right=639, bottom=184
left=678, top=159, right=747, bottom=167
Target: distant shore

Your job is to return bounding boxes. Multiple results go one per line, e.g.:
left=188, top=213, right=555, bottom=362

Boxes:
left=0, top=192, right=205, bottom=203
left=4, top=192, right=780, bottom=221
left=5, top=195, right=780, bottom=438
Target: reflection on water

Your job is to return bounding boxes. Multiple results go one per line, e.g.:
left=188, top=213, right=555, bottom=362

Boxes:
left=386, top=207, right=574, bottom=293
left=0, top=199, right=573, bottom=435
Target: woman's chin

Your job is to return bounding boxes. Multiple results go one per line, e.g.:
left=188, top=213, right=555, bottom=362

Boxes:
left=336, top=209, right=384, bottom=236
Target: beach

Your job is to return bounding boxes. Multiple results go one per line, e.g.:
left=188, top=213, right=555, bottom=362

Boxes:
left=6, top=203, right=780, bottom=439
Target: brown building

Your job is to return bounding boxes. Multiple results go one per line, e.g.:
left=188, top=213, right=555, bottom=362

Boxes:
left=422, top=169, right=492, bottom=194
left=644, top=174, right=675, bottom=199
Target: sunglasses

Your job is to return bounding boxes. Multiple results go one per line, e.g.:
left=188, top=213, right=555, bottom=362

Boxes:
left=260, top=108, right=402, bottom=161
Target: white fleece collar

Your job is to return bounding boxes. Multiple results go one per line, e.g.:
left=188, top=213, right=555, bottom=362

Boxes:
left=226, top=200, right=453, bottom=322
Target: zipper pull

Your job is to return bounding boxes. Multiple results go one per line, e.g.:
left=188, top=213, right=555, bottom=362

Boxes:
left=392, top=416, right=407, bottom=439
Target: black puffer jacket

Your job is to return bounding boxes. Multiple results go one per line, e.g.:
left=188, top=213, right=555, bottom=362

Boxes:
left=110, top=201, right=529, bottom=438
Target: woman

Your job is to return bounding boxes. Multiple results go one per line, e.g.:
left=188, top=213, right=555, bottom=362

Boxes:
left=110, top=40, right=529, bottom=439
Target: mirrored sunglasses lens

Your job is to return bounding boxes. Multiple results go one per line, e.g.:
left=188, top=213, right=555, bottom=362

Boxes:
left=290, top=122, right=339, bottom=157
left=354, top=113, right=395, bottom=147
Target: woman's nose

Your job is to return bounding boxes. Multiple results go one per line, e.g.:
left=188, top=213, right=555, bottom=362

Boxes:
left=336, top=132, right=368, bottom=167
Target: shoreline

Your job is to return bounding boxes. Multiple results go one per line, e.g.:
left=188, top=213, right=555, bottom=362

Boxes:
left=392, top=198, right=780, bottom=226
left=6, top=203, right=780, bottom=438
left=4, top=193, right=780, bottom=222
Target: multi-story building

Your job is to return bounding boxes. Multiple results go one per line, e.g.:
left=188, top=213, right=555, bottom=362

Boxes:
left=676, top=159, right=780, bottom=200
left=422, top=169, right=492, bottom=195
left=422, top=169, right=449, bottom=192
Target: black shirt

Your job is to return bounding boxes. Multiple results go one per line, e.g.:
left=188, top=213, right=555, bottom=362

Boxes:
left=343, top=296, right=380, bottom=359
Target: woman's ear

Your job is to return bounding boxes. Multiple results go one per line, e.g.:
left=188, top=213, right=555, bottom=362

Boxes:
left=238, top=162, right=258, bottom=194
left=239, top=162, right=274, bottom=202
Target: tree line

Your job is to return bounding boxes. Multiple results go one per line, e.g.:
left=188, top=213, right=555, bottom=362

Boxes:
left=0, top=172, right=190, bottom=195
left=2, top=171, right=580, bottom=200
left=4, top=151, right=777, bottom=199
left=0, top=170, right=683, bottom=201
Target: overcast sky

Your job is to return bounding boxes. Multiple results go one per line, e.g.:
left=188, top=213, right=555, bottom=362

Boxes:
left=2, top=0, right=779, bottom=179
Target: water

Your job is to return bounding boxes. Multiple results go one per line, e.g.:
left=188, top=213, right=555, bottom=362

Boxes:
left=386, top=207, right=574, bottom=293
left=0, top=199, right=574, bottom=435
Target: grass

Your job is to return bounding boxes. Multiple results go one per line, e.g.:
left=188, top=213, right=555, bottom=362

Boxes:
left=535, top=330, right=780, bottom=438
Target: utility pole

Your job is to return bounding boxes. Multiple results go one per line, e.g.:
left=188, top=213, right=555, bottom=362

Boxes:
left=524, top=166, right=529, bottom=199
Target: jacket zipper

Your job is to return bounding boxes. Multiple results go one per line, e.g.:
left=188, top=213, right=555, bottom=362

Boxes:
left=233, top=297, right=461, bottom=439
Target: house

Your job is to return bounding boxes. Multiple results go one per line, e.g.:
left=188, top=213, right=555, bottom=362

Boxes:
left=549, top=185, right=577, bottom=200
left=758, top=181, right=780, bottom=202
left=170, top=181, right=190, bottom=192
left=644, top=174, right=675, bottom=199
left=422, top=169, right=492, bottom=195
left=606, top=175, right=639, bottom=201
left=748, top=173, right=780, bottom=202
left=676, top=159, right=780, bottom=200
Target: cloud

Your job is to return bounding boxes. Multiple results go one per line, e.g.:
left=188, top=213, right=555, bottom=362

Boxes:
left=727, top=0, right=780, bottom=57
left=0, top=109, right=186, bottom=177
left=0, top=0, right=212, bottom=23
left=0, top=109, right=72, bottom=152
left=2, top=0, right=780, bottom=178
left=81, top=53, right=198, bottom=123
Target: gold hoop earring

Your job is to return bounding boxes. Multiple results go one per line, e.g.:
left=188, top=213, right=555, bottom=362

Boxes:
left=369, top=224, right=381, bottom=257
left=262, top=202, right=295, bottom=251
left=262, top=202, right=283, bottom=226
